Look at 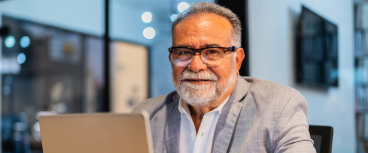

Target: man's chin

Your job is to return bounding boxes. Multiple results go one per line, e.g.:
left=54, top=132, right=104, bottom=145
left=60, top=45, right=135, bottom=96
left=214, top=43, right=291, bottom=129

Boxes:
left=182, top=96, right=213, bottom=107
left=181, top=80, right=215, bottom=85
left=179, top=90, right=216, bottom=106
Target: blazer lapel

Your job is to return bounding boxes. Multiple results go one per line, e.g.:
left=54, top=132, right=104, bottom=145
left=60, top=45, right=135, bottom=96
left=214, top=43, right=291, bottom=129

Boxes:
left=212, top=76, right=251, bottom=153
left=165, top=93, right=181, bottom=153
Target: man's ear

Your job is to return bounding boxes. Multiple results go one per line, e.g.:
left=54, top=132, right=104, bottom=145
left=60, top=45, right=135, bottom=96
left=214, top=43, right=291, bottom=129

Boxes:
left=168, top=53, right=172, bottom=62
left=235, top=48, right=245, bottom=75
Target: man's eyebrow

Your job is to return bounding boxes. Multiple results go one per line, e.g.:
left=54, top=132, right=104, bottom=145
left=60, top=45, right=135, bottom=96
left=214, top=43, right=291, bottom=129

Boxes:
left=203, top=44, right=221, bottom=47
left=174, top=45, right=191, bottom=48
left=173, top=44, right=222, bottom=48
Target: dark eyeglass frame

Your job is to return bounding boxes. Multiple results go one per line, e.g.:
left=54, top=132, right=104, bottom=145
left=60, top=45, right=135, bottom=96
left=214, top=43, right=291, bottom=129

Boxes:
left=168, top=46, right=237, bottom=54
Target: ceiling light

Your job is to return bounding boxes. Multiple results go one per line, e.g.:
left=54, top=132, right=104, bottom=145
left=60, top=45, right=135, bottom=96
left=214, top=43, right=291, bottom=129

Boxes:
left=5, top=36, right=15, bottom=48
left=178, top=2, right=189, bottom=12
left=20, top=36, right=30, bottom=48
left=143, top=27, right=155, bottom=39
left=142, top=12, right=153, bottom=23
left=170, top=14, right=178, bottom=22
left=17, top=53, right=26, bottom=64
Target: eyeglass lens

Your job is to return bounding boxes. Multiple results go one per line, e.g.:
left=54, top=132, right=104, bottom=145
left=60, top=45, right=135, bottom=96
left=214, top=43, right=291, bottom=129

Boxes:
left=171, top=48, right=225, bottom=67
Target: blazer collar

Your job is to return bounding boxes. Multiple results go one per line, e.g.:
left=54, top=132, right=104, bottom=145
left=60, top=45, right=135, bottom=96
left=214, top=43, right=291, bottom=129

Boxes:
left=165, top=93, right=181, bottom=153
left=212, top=75, right=252, bottom=153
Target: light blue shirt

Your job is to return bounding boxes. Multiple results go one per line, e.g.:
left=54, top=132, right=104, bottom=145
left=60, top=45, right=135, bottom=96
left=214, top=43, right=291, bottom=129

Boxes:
left=178, top=97, right=229, bottom=153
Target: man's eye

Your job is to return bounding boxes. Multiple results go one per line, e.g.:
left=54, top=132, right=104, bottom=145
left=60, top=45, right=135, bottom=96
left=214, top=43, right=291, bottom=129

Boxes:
left=178, top=50, right=191, bottom=55
left=182, top=51, right=191, bottom=54
left=207, top=50, right=220, bottom=54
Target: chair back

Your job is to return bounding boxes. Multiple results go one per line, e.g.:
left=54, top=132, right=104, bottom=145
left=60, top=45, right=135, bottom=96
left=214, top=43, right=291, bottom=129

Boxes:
left=309, top=125, right=333, bottom=153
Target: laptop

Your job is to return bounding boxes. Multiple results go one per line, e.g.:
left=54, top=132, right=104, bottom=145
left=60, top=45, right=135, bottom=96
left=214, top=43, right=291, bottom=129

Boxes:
left=39, top=113, right=153, bottom=153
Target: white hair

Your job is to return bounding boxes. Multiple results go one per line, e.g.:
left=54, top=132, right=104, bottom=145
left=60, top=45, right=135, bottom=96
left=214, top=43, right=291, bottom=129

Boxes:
left=172, top=2, right=242, bottom=48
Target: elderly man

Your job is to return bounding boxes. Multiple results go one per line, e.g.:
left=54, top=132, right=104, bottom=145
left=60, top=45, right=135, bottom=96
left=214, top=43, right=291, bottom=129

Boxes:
left=133, top=2, right=315, bottom=153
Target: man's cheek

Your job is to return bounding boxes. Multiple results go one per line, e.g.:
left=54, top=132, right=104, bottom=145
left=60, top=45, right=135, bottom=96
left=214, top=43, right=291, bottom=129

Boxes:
left=174, top=68, right=183, bottom=77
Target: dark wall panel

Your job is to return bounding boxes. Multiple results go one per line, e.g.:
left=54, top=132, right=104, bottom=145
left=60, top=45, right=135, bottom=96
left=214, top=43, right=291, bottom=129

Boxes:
left=216, top=0, right=249, bottom=76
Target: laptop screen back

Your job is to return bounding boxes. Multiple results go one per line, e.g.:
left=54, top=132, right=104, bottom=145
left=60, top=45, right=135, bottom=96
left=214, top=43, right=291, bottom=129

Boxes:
left=39, top=113, right=153, bottom=153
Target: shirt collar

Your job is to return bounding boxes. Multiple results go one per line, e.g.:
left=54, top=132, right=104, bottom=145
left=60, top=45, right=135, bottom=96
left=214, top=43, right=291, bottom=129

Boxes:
left=178, top=96, right=230, bottom=116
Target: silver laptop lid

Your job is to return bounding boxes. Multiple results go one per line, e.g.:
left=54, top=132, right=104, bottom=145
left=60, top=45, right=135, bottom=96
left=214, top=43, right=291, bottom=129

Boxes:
left=39, top=113, right=153, bottom=153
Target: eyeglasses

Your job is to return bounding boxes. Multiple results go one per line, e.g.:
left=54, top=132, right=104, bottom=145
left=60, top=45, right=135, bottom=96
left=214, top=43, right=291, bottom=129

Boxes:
left=168, top=46, right=237, bottom=67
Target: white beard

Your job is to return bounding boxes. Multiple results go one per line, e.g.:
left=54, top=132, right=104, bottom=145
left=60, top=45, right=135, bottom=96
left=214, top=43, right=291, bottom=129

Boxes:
left=172, top=69, right=237, bottom=107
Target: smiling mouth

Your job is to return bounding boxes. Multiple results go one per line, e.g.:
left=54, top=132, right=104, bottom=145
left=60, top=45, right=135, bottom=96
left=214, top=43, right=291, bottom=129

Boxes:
left=183, top=79, right=213, bottom=82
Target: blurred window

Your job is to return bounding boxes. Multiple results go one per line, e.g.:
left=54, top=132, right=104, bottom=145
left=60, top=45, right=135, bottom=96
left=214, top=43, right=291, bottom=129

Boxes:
left=1, top=16, right=105, bottom=152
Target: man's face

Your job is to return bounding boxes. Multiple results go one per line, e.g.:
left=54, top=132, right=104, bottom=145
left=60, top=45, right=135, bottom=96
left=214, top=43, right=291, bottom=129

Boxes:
left=170, top=13, right=244, bottom=107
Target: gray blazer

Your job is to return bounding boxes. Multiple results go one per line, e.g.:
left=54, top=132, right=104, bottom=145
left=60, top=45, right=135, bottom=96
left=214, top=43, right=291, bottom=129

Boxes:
left=133, top=76, right=316, bottom=153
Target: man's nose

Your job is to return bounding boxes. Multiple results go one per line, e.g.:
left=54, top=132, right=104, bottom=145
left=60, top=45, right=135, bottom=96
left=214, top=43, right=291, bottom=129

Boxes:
left=187, top=54, right=207, bottom=72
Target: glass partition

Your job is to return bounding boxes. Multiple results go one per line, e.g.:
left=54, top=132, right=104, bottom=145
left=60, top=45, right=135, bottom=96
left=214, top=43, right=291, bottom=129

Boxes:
left=1, top=16, right=105, bottom=152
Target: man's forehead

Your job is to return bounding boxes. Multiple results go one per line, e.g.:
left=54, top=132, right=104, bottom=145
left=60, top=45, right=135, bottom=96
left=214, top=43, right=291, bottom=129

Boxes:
left=172, top=13, right=233, bottom=47
left=173, top=13, right=232, bottom=34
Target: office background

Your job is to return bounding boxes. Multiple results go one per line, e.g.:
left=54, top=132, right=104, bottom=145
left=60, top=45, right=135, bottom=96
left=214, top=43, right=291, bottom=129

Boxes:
left=0, top=0, right=365, bottom=152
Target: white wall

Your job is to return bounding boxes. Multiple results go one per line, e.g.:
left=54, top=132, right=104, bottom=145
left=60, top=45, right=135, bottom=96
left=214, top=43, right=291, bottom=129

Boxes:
left=248, top=0, right=355, bottom=152
left=0, top=0, right=104, bottom=36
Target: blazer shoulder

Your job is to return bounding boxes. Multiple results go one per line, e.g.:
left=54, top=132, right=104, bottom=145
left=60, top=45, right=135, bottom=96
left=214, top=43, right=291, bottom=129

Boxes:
left=244, top=77, right=299, bottom=96
left=132, top=91, right=177, bottom=115
left=242, top=77, right=305, bottom=112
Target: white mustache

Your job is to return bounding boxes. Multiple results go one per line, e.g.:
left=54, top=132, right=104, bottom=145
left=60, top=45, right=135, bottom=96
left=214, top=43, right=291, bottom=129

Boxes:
left=179, top=69, right=218, bottom=81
